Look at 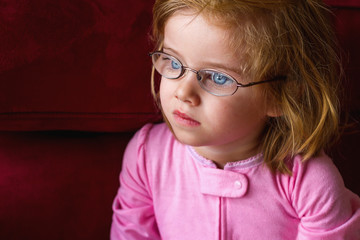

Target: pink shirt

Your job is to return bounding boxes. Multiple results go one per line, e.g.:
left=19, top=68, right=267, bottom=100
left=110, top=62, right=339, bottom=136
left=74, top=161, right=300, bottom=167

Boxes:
left=111, top=123, right=360, bottom=239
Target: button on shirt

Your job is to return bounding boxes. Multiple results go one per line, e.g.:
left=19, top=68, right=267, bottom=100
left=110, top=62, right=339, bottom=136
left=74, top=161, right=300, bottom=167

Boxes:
left=111, top=123, right=360, bottom=240
left=192, top=147, right=251, bottom=198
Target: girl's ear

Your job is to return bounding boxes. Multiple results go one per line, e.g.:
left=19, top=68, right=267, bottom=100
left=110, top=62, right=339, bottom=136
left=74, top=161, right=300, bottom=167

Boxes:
left=266, top=105, right=282, bottom=118
left=265, top=93, right=283, bottom=117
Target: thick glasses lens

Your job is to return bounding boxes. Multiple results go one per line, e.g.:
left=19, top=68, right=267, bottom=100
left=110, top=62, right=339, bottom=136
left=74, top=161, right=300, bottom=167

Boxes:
left=198, top=70, right=238, bottom=96
left=151, top=52, right=183, bottom=79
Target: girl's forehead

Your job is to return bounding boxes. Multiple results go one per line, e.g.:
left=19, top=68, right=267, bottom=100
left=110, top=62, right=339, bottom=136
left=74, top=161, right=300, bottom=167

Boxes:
left=163, top=8, right=248, bottom=51
left=164, top=9, right=231, bottom=47
left=167, top=8, right=233, bottom=30
left=165, top=12, right=227, bottom=48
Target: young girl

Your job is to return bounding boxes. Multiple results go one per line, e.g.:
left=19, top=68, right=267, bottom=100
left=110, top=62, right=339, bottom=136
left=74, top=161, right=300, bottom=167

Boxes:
left=111, top=0, right=360, bottom=239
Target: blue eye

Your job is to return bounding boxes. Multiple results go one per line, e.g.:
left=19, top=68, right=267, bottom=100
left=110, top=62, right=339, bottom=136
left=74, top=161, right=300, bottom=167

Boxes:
left=171, top=60, right=181, bottom=70
left=212, top=72, right=231, bottom=85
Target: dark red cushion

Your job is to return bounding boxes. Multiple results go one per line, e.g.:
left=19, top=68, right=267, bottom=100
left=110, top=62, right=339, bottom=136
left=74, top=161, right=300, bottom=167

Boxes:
left=0, top=131, right=132, bottom=239
left=0, top=0, right=160, bottom=132
left=332, top=7, right=360, bottom=111
left=326, top=0, right=360, bottom=7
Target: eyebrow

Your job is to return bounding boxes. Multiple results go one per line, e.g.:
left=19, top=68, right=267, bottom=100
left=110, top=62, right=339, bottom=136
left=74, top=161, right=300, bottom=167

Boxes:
left=162, top=46, right=244, bottom=77
left=162, top=46, right=182, bottom=58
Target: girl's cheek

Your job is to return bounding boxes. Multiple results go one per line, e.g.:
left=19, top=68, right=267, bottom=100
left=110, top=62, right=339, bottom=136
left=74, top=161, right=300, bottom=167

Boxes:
left=160, top=79, right=174, bottom=99
left=159, top=80, right=171, bottom=107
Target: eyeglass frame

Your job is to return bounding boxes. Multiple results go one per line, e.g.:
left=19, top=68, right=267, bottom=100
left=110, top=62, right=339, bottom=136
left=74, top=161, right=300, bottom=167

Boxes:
left=149, top=51, right=286, bottom=97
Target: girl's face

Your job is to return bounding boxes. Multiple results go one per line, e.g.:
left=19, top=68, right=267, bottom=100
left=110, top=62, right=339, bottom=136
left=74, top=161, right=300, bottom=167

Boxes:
left=159, top=10, right=274, bottom=167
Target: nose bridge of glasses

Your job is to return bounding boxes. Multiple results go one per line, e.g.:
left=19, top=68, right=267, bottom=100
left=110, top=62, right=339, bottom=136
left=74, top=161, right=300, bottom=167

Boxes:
left=182, top=66, right=201, bottom=80
left=182, top=66, right=198, bottom=74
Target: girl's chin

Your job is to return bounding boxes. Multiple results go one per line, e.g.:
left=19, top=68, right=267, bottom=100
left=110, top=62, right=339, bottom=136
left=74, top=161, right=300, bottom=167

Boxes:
left=171, top=130, right=206, bottom=147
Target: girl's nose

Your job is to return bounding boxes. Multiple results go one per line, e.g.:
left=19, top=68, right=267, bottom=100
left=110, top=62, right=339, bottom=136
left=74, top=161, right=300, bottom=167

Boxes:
left=175, top=72, right=201, bottom=106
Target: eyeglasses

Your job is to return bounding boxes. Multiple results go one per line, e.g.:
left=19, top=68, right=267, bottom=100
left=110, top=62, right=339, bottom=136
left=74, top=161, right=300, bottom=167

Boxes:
left=149, top=51, right=285, bottom=97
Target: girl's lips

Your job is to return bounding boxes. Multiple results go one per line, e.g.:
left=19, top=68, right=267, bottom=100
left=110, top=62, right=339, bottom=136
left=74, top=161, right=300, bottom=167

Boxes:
left=173, top=110, right=200, bottom=127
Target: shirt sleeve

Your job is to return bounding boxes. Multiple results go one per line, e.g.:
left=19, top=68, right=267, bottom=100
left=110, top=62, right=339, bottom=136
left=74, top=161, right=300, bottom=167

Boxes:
left=111, top=124, right=161, bottom=240
left=290, top=153, right=360, bottom=240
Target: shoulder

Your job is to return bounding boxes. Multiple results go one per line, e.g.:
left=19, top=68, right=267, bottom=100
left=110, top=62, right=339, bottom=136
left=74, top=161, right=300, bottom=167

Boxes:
left=128, top=122, right=173, bottom=149
left=290, top=151, right=345, bottom=196
left=289, top=152, right=360, bottom=231
left=120, top=123, right=174, bottom=184
left=290, top=152, right=345, bottom=203
left=123, top=123, right=175, bottom=167
left=273, top=152, right=346, bottom=211
left=292, top=152, right=342, bottom=182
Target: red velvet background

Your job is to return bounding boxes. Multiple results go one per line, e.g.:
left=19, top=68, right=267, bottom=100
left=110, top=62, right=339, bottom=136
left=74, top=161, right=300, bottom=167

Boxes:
left=0, top=1, right=359, bottom=239
left=0, top=0, right=160, bottom=132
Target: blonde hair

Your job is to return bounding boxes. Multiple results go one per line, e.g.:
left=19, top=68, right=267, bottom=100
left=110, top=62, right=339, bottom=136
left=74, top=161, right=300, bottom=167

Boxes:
left=151, top=0, right=341, bottom=174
